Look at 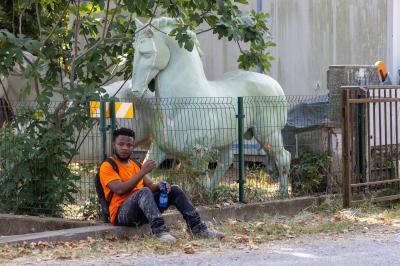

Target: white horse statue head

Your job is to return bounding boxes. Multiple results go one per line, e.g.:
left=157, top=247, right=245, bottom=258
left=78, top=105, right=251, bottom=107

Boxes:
left=131, top=17, right=291, bottom=196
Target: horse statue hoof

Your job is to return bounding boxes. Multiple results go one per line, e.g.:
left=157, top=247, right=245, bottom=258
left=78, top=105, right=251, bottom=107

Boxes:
left=277, top=188, right=289, bottom=199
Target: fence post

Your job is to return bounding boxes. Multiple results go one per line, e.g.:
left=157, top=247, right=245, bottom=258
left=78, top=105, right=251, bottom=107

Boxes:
left=237, top=97, right=245, bottom=203
left=356, top=91, right=367, bottom=183
left=100, top=99, right=107, bottom=161
left=109, top=99, right=116, bottom=154
left=342, top=90, right=352, bottom=207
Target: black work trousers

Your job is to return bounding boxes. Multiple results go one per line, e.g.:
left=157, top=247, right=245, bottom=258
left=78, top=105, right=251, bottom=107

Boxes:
left=115, top=185, right=207, bottom=235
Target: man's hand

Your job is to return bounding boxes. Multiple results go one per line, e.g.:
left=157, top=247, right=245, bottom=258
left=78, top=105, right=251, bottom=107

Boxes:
left=140, top=160, right=157, bottom=175
left=158, top=181, right=171, bottom=193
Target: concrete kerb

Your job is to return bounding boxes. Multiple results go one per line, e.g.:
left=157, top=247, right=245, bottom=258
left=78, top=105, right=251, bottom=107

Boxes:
left=0, top=214, right=98, bottom=236
left=0, top=195, right=329, bottom=245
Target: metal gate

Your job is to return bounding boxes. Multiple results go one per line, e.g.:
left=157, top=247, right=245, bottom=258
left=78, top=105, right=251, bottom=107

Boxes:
left=342, top=86, right=400, bottom=207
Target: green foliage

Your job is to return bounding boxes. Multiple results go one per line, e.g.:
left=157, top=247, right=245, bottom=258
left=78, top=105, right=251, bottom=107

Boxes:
left=0, top=120, right=79, bottom=216
left=166, top=2, right=275, bottom=71
left=211, top=183, right=268, bottom=204
left=312, top=196, right=342, bottom=214
left=290, top=151, right=332, bottom=196
left=1, top=0, right=275, bottom=78
left=0, top=0, right=67, bottom=39
left=80, top=196, right=101, bottom=220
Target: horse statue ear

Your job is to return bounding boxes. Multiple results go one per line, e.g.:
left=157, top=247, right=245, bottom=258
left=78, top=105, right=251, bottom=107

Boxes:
left=135, top=18, right=144, bottom=30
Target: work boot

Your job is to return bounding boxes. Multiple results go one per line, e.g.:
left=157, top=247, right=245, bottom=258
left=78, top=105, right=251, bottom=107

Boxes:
left=192, top=229, right=225, bottom=240
left=156, top=232, right=177, bottom=244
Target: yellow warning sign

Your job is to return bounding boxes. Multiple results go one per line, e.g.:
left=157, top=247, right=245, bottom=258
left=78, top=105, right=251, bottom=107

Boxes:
left=89, top=101, right=135, bottom=119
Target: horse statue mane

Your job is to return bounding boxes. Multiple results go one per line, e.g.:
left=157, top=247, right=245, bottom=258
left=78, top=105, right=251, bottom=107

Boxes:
left=132, top=17, right=291, bottom=195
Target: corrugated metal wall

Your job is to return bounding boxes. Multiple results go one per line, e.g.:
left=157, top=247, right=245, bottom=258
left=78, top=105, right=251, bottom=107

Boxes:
left=198, top=0, right=391, bottom=95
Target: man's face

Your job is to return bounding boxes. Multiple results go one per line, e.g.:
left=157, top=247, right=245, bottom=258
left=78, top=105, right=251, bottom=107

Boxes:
left=114, top=135, right=134, bottom=160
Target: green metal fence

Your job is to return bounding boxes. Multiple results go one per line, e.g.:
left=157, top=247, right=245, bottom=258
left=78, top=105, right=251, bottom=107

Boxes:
left=0, top=96, right=342, bottom=220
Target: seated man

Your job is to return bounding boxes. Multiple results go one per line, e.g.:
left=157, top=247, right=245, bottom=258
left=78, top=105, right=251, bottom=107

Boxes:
left=99, top=127, right=224, bottom=243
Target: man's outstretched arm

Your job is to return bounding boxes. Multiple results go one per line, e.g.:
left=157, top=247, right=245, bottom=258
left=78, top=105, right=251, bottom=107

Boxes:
left=107, top=160, right=157, bottom=195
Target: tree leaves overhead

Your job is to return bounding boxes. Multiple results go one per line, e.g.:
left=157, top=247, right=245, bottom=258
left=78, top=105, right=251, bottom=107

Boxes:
left=0, top=0, right=274, bottom=84
left=160, top=0, right=274, bottom=72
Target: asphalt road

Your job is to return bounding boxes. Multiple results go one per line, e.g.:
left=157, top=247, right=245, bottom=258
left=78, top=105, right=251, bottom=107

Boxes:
left=132, top=228, right=400, bottom=266
left=6, top=225, right=400, bottom=266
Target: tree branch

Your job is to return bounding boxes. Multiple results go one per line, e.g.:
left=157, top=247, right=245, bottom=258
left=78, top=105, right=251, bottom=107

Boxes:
left=19, top=5, right=28, bottom=35
left=81, top=4, right=96, bottom=48
left=12, top=0, right=16, bottom=34
left=196, top=28, right=212, bottom=35
left=35, top=1, right=42, bottom=40
left=0, top=78, right=12, bottom=106
left=69, top=0, right=81, bottom=87
left=53, top=0, right=81, bottom=120
left=54, top=0, right=124, bottom=121
left=109, top=78, right=128, bottom=97
left=33, top=76, right=40, bottom=98
left=236, top=41, right=244, bottom=53
left=101, top=0, right=111, bottom=39
left=147, top=1, right=159, bottom=27
left=149, top=24, right=168, bottom=35
left=74, top=0, right=122, bottom=63
left=42, top=1, right=70, bottom=45
left=136, top=2, right=161, bottom=35
left=100, top=64, right=128, bottom=86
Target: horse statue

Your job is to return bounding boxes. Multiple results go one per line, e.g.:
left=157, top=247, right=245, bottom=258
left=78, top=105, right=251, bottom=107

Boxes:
left=132, top=17, right=291, bottom=195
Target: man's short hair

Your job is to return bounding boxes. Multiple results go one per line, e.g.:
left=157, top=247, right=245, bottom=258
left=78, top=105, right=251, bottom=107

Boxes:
left=113, top=128, right=135, bottom=142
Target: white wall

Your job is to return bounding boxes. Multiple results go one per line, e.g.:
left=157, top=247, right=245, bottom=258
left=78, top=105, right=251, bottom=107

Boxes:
left=199, top=0, right=393, bottom=95
left=387, top=0, right=400, bottom=85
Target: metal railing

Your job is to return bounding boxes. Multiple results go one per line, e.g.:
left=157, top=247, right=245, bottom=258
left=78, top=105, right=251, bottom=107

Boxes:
left=342, top=86, right=400, bottom=207
left=0, top=95, right=341, bottom=219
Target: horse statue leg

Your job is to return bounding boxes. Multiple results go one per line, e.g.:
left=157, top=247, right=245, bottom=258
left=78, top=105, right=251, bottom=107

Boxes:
left=254, top=128, right=291, bottom=198
left=208, top=145, right=233, bottom=189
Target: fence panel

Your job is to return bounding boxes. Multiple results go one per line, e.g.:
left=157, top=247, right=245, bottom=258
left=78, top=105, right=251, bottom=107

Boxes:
left=242, top=96, right=341, bottom=202
left=0, top=95, right=343, bottom=219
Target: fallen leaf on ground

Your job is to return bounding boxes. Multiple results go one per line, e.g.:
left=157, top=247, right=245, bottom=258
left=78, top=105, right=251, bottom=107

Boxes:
left=183, top=245, right=195, bottom=254
left=330, top=215, right=341, bottom=222
left=234, top=235, right=251, bottom=243
left=384, top=220, right=393, bottom=225
left=298, top=220, right=306, bottom=226
left=57, top=255, right=72, bottom=260
left=228, top=219, right=237, bottom=226
left=255, top=222, right=265, bottom=228
left=106, top=235, right=118, bottom=242
left=86, top=236, right=96, bottom=243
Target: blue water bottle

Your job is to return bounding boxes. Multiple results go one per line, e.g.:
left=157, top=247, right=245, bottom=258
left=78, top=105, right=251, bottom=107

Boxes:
left=159, top=181, right=168, bottom=208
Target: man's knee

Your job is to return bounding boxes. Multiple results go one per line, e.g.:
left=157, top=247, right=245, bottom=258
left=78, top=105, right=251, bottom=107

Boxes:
left=137, top=187, right=153, bottom=197
left=170, top=185, right=185, bottom=195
